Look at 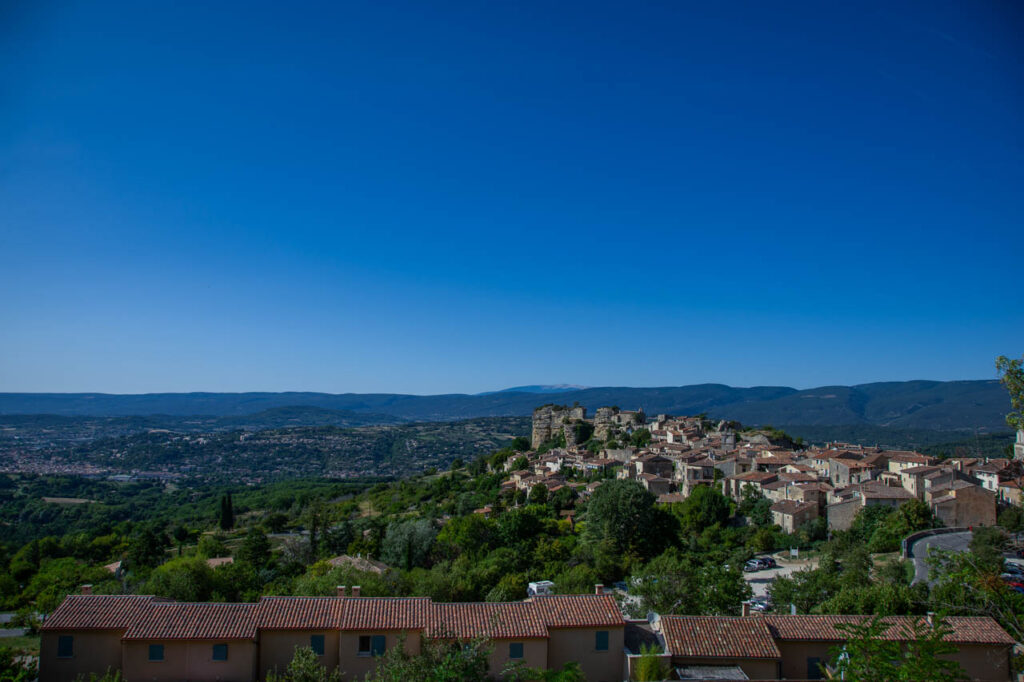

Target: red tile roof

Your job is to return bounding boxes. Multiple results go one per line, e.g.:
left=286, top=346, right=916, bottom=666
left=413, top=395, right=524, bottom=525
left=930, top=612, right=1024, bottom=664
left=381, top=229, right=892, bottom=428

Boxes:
left=339, top=597, right=430, bottom=631
left=42, top=595, right=157, bottom=631
left=123, top=602, right=257, bottom=640
left=256, top=597, right=345, bottom=630
left=530, top=595, right=624, bottom=628
left=429, top=602, right=548, bottom=639
left=764, top=615, right=1015, bottom=645
left=660, top=616, right=780, bottom=659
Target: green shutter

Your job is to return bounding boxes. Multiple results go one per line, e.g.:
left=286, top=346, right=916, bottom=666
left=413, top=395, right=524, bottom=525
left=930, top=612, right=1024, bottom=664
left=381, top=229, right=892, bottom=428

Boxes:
left=595, top=630, right=609, bottom=651
left=57, top=636, right=74, bottom=658
left=371, top=635, right=386, bottom=656
left=310, top=635, right=325, bottom=656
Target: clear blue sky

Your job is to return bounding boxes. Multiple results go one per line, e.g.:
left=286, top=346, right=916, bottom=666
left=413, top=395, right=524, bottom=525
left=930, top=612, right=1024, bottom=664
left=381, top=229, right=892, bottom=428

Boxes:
left=2, top=1, right=1021, bottom=394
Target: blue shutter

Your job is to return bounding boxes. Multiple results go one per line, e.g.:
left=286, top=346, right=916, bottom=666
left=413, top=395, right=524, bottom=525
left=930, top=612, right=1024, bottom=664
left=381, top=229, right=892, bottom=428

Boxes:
left=212, top=644, right=228, bottom=661
left=310, top=635, right=325, bottom=656
left=371, top=635, right=386, bottom=656
left=509, top=642, right=524, bottom=659
left=595, top=630, right=609, bottom=651
left=149, top=644, right=164, bottom=661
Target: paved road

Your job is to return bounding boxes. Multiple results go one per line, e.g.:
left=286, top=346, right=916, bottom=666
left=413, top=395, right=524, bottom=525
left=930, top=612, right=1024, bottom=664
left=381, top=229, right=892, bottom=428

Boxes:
left=908, top=531, right=972, bottom=584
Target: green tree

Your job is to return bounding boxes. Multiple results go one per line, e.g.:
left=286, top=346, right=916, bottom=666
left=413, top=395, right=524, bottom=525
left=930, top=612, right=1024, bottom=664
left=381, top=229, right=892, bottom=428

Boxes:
left=126, top=525, right=169, bottom=570
left=237, top=527, right=272, bottom=567
left=830, top=614, right=966, bottom=681
left=367, top=634, right=491, bottom=682
left=381, top=519, right=436, bottom=571
left=172, top=524, right=190, bottom=556
left=219, top=494, right=235, bottom=531
left=197, top=533, right=229, bottom=559
left=144, top=556, right=215, bottom=602
left=629, top=428, right=652, bottom=448
left=511, top=436, right=531, bottom=452
left=674, top=485, right=731, bottom=535
left=0, top=646, right=36, bottom=682
left=996, top=355, right=1024, bottom=430
left=630, top=548, right=750, bottom=616
left=584, top=480, right=676, bottom=561
left=528, top=484, right=548, bottom=505
left=632, top=643, right=668, bottom=681
left=266, top=646, right=341, bottom=682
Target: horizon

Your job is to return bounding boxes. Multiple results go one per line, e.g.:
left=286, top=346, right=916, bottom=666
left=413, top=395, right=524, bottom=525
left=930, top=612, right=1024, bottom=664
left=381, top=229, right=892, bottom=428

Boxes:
left=3, top=1, right=1022, bottom=394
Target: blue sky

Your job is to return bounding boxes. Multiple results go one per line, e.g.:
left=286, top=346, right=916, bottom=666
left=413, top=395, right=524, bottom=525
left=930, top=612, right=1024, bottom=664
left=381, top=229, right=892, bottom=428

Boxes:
left=2, top=1, right=1021, bottom=394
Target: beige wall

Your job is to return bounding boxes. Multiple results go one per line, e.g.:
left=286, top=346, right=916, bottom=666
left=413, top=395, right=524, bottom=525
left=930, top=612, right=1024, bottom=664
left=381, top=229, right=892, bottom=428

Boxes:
left=259, top=630, right=340, bottom=680
left=776, top=640, right=1012, bottom=682
left=338, top=630, right=421, bottom=681
left=546, top=627, right=623, bottom=682
left=671, top=655, right=778, bottom=680
left=123, top=639, right=256, bottom=681
left=40, top=630, right=124, bottom=682
left=486, top=638, right=547, bottom=679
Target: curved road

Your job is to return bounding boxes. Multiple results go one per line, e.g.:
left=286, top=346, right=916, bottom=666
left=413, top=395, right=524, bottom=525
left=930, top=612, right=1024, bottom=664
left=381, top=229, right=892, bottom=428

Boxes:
left=908, top=531, right=972, bottom=584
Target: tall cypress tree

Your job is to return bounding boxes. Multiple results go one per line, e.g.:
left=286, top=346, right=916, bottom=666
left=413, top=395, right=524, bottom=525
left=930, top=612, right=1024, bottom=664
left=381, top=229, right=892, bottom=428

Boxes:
left=219, top=493, right=235, bottom=531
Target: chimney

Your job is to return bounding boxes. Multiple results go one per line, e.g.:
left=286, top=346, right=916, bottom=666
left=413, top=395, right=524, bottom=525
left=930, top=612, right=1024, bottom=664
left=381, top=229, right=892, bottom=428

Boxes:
left=741, top=601, right=751, bottom=617
left=336, top=586, right=346, bottom=598
left=352, top=585, right=361, bottom=598
left=594, top=584, right=604, bottom=595
left=81, top=584, right=93, bottom=595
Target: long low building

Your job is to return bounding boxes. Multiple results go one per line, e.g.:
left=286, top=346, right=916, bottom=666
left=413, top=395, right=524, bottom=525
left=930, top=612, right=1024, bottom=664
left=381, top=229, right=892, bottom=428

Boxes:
left=40, top=588, right=626, bottom=682
left=40, top=588, right=1016, bottom=682
left=658, top=613, right=1015, bottom=681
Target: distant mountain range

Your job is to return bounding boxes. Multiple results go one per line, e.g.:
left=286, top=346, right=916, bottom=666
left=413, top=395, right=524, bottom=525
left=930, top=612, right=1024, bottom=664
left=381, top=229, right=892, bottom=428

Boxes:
left=0, top=380, right=1011, bottom=432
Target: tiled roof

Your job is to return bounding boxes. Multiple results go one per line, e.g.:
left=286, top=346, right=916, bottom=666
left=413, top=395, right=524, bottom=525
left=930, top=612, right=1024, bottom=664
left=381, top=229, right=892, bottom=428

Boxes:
left=429, top=602, right=548, bottom=639
left=339, top=597, right=430, bottom=631
left=660, top=616, right=780, bottom=659
left=42, top=595, right=156, bottom=631
left=256, top=597, right=345, bottom=630
left=123, top=602, right=257, bottom=640
left=765, top=615, right=1015, bottom=645
left=770, top=500, right=816, bottom=515
left=530, top=594, right=625, bottom=628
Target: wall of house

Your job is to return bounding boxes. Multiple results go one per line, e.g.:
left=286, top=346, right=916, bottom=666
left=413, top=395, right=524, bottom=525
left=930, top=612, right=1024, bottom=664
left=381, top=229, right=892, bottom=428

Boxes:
left=259, top=630, right=340, bottom=680
left=776, top=640, right=1011, bottom=682
left=826, top=499, right=861, bottom=531
left=40, top=630, right=124, bottom=682
left=669, top=655, right=778, bottom=680
left=337, top=630, right=420, bottom=680
left=486, top=638, right=547, bottom=678
left=545, top=626, right=624, bottom=682
left=122, top=639, right=257, bottom=681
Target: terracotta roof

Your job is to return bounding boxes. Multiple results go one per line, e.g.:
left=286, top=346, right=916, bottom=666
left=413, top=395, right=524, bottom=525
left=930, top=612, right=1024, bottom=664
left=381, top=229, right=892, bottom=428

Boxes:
left=770, top=500, right=817, bottom=515
left=765, top=615, right=1015, bottom=645
left=428, top=602, right=548, bottom=639
left=530, top=595, right=624, bottom=628
left=256, top=597, right=345, bottom=630
left=660, top=616, right=780, bottom=660
left=339, top=597, right=430, bottom=631
left=42, top=595, right=156, bottom=631
left=123, top=602, right=257, bottom=640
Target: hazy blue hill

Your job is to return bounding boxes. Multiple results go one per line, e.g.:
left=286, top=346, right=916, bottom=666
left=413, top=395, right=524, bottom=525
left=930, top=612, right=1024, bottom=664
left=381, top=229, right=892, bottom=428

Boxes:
left=0, top=379, right=1010, bottom=431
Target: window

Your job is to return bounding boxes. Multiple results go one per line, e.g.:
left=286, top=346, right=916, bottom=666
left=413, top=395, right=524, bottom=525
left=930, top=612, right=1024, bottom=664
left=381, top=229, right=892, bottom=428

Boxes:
left=807, top=657, right=823, bottom=680
left=212, top=644, right=228, bottom=661
left=310, top=635, right=325, bottom=656
left=595, top=630, right=609, bottom=651
left=57, top=636, right=74, bottom=658
left=148, top=644, right=164, bottom=661
left=371, top=635, right=386, bottom=656
left=358, top=636, right=371, bottom=656
left=509, top=642, right=524, bottom=659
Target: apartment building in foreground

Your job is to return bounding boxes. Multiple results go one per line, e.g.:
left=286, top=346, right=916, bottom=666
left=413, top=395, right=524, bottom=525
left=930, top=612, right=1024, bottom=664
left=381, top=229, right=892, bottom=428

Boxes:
left=40, top=588, right=1015, bottom=682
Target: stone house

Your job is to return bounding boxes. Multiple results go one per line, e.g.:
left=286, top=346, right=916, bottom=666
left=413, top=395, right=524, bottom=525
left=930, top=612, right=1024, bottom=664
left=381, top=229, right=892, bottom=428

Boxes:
left=770, top=500, right=819, bottom=533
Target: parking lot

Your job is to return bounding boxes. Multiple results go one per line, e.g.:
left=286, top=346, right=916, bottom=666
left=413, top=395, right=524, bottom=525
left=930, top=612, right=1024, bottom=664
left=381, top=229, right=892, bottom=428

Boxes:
left=743, top=554, right=819, bottom=599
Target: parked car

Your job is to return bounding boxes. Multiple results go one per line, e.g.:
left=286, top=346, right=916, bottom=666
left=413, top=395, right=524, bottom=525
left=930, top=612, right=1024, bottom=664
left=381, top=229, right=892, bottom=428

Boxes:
left=743, top=560, right=763, bottom=573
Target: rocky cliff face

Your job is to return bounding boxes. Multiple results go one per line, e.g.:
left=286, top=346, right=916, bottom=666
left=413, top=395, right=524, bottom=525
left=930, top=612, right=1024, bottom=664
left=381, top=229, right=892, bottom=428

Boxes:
left=531, top=405, right=586, bottom=449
